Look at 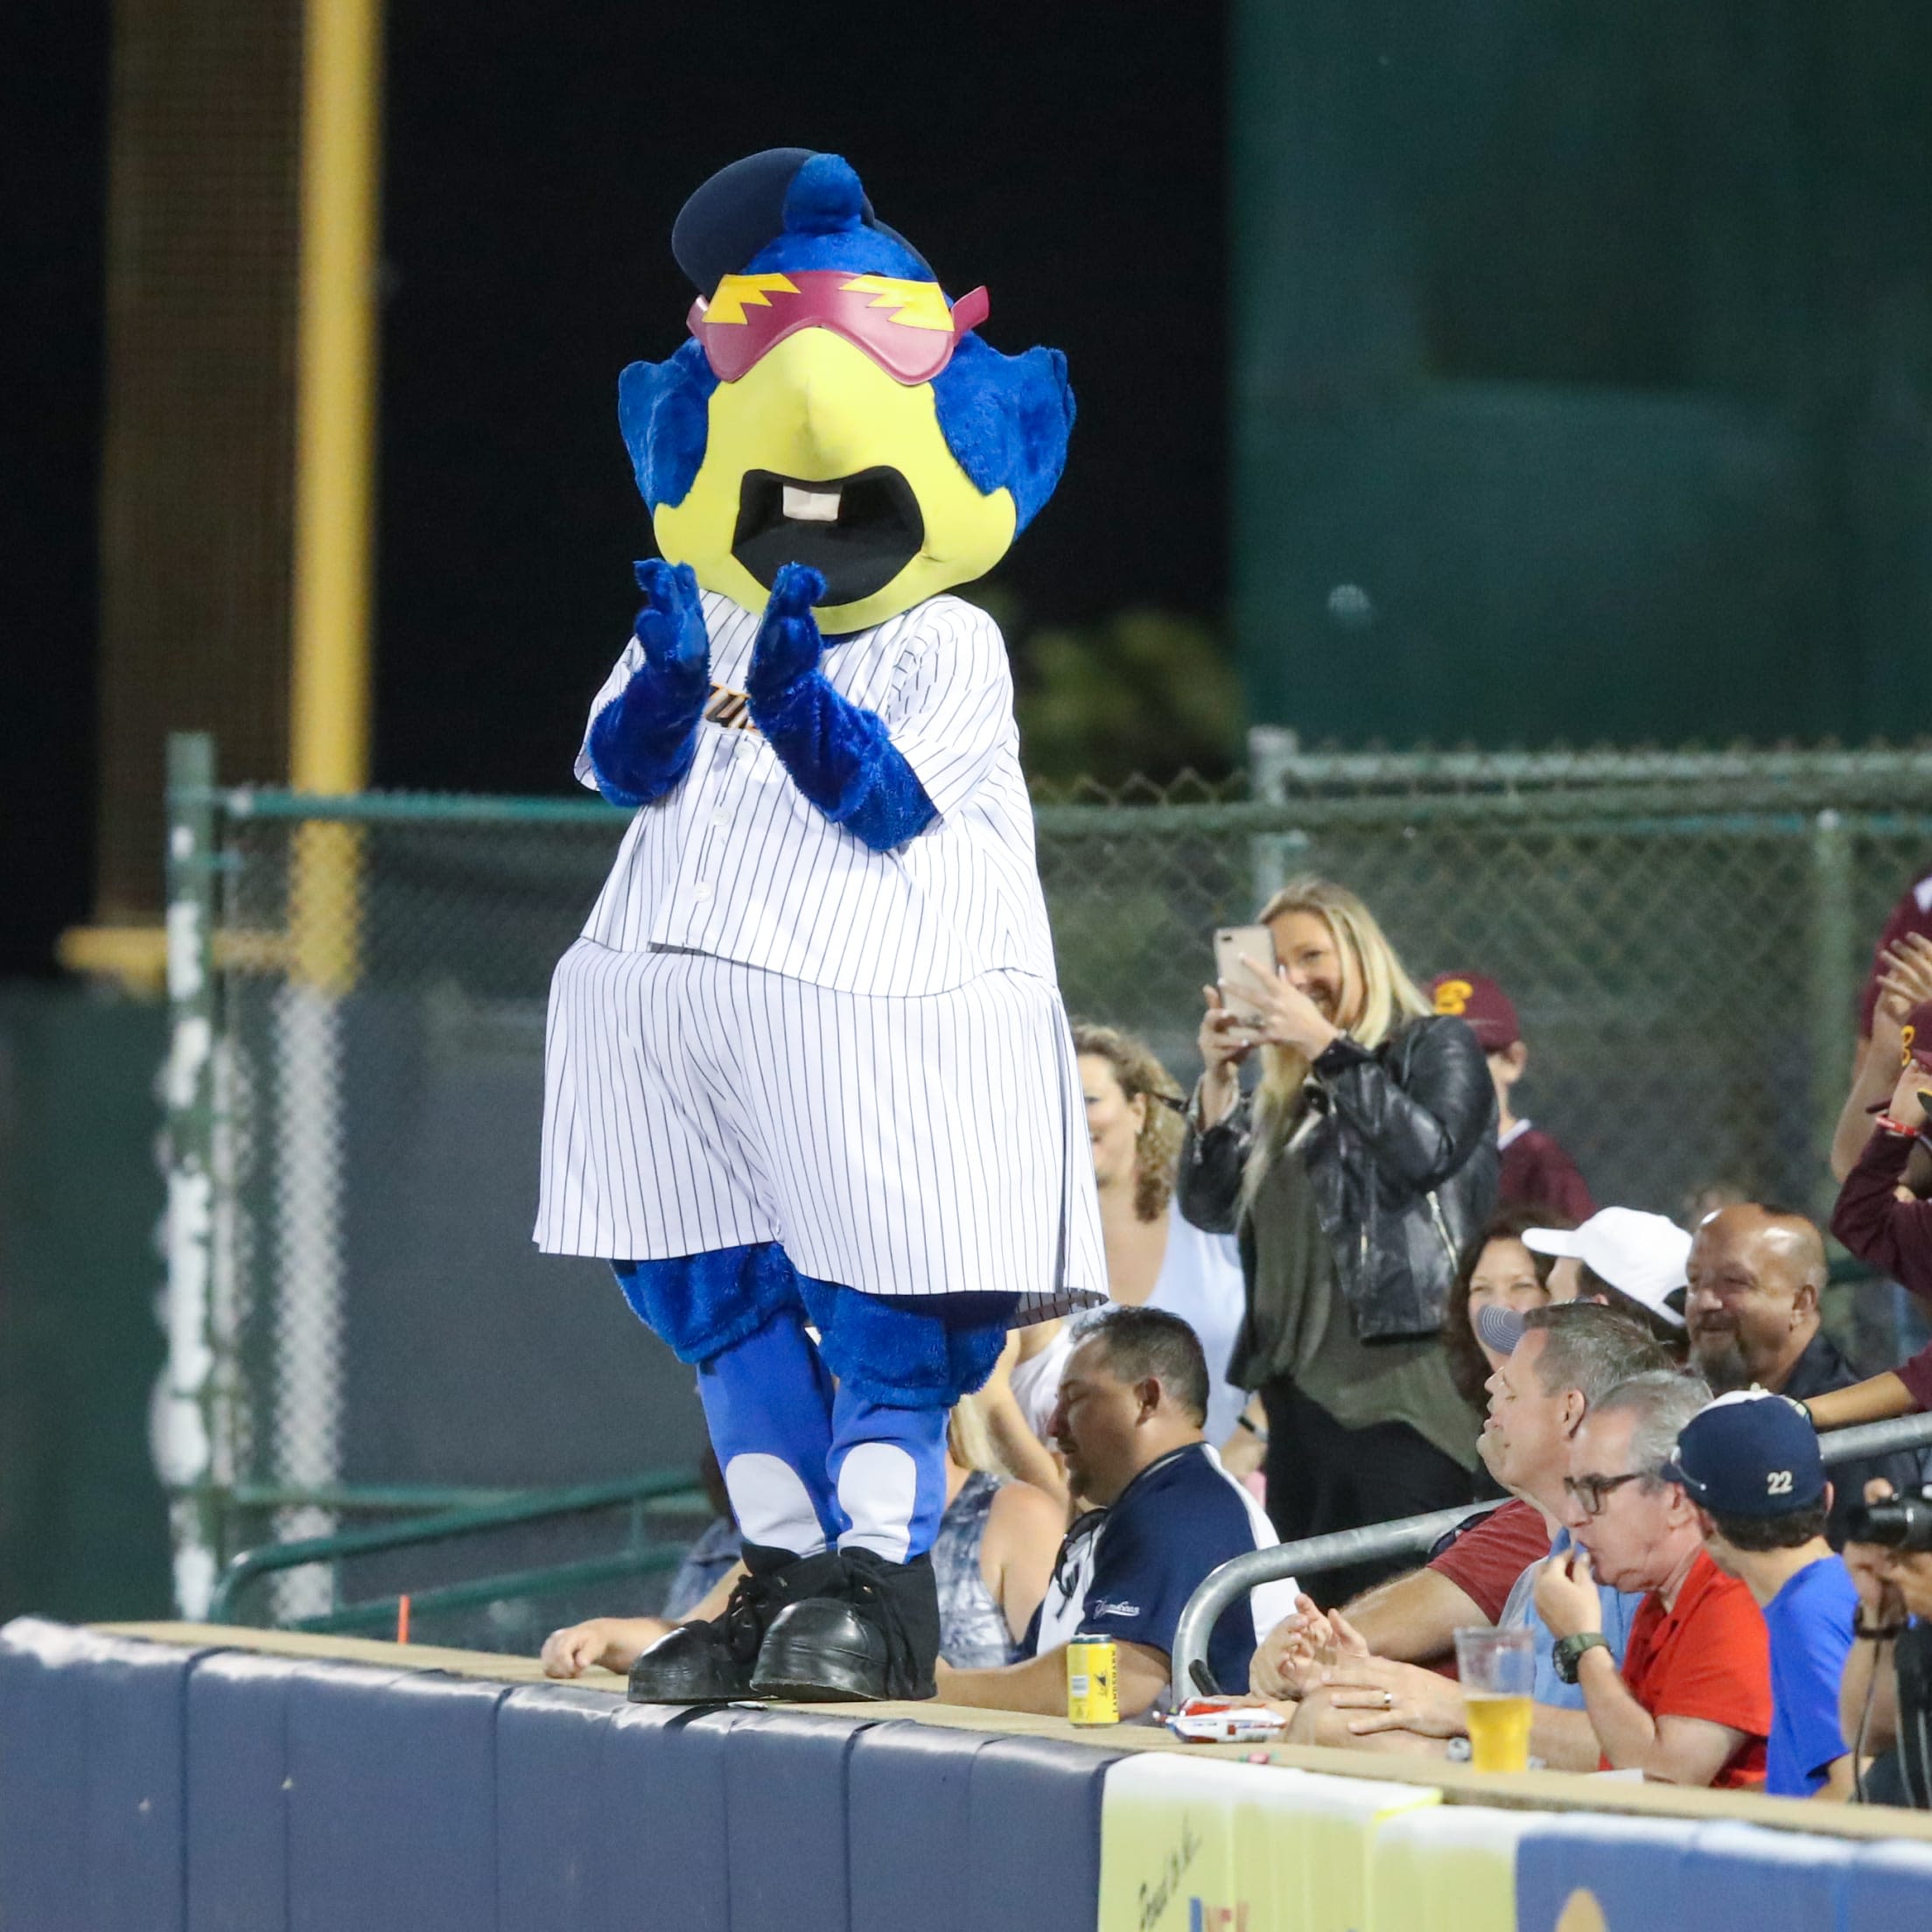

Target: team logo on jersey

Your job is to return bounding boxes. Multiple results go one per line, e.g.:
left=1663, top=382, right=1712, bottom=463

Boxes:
left=704, top=684, right=758, bottom=732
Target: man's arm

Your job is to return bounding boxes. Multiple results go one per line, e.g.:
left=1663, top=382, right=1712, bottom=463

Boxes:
left=1840, top=1633, right=1899, bottom=1764
left=1571, top=1646, right=1749, bottom=1785
left=1526, top=1704, right=1610, bottom=1773
left=1835, top=934, right=1932, bottom=1179
left=1810, top=1753, right=1857, bottom=1802
left=1337, top=1564, right=1487, bottom=1664
left=1829, top=1124, right=1932, bottom=1292
left=1283, top=1684, right=1606, bottom=1772
left=1832, top=1040, right=1896, bottom=1181
left=1805, top=1372, right=1916, bottom=1432
left=934, top=1640, right=1170, bottom=1720
left=1294, top=1651, right=1609, bottom=1772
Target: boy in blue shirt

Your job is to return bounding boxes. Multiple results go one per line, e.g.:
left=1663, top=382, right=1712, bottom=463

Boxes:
left=1662, top=1389, right=1858, bottom=1799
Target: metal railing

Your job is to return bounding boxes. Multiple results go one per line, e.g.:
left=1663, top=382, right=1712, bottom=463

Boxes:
left=1172, top=1410, right=1932, bottom=1698
left=208, top=1466, right=703, bottom=1630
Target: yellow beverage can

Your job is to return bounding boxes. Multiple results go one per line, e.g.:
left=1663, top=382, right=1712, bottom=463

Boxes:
left=1462, top=1691, right=1534, bottom=1773
left=1067, top=1634, right=1120, bottom=1726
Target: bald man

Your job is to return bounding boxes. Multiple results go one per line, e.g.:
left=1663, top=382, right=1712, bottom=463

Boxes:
left=1685, top=1204, right=1924, bottom=1543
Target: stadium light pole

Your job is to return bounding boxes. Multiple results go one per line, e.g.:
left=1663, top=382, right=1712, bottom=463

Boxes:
left=272, top=0, right=385, bottom=1620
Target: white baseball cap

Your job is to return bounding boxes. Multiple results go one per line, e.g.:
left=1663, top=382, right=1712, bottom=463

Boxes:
left=1522, top=1207, right=1691, bottom=1328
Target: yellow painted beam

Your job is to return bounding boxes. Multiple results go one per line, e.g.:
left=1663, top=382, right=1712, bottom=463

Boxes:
left=289, top=0, right=383, bottom=991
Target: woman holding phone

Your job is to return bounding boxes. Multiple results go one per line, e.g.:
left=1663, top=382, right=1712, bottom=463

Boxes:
left=1180, top=877, right=1497, bottom=1603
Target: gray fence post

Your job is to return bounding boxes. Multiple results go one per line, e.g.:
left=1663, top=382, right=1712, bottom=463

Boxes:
left=161, top=731, right=225, bottom=1616
left=1807, top=807, right=1856, bottom=1219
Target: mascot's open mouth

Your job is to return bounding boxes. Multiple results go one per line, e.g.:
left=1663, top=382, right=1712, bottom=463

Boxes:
left=732, top=467, right=925, bottom=607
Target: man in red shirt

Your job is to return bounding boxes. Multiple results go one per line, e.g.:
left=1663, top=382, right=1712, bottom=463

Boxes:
left=1536, top=1369, right=1771, bottom=1787
left=1249, top=1304, right=1667, bottom=1717
left=1425, top=971, right=1593, bottom=1222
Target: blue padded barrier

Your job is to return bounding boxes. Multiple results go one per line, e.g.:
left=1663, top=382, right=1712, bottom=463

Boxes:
left=283, top=1663, right=508, bottom=1932
left=184, top=1651, right=298, bottom=1932
left=602, top=1702, right=751, bottom=1932
left=724, top=1709, right=875, bottom=1932
left=0, top=1618, right=206, bottom=1932
left=1840, top=1838, right=1932, bottom=1928
left=1515, top=1813, right=1698, bottom=1931
left=0, top=1619, right=96, bottom=1930
left=492, top=1684, right=617, bottom=1932
left=848, top=1720, right=997, bottom=1932
left=962, top=1735, right=1123, bottom=1929
left=1677, top=1820, right=1857, bottom=1932
left=80, top=1632, right=205, bottom=1932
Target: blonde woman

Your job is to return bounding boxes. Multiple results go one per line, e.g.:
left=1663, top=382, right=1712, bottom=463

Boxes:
left=995, top=1025, right=1267, bottom=1493
left=1180, top=878, right=1496, bottom=1604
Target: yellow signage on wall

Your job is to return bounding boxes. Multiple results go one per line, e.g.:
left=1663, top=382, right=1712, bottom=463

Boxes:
left=1096, top=1756, right=1451, bottom=1932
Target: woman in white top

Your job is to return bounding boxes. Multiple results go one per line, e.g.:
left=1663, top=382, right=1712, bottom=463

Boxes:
left=988, top=1023, right=1266, bottom=1499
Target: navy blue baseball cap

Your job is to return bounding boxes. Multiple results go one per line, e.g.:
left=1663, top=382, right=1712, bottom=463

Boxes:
left=670, top=148, right=934, bottom=294
left=1659, top=1390, right=1824, bottom=1517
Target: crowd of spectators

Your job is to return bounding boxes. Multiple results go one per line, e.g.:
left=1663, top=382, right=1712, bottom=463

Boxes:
left=542, top=865, right=1932, bottom=1810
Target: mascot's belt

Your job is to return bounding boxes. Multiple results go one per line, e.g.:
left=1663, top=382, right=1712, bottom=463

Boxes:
left=689, top=271, right=990, bottom=385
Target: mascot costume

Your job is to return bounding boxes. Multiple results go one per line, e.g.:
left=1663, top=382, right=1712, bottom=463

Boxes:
left=536, top=149, right=1105, bottom=1702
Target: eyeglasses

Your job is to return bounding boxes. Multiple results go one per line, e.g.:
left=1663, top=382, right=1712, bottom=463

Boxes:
left=1563, top=1469, right=1654, bottom=1517
left=687, top=270, right=990, bottom=385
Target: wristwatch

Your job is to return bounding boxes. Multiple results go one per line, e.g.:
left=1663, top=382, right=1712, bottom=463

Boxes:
left=1551, top=1632, right=1609, bottom=1684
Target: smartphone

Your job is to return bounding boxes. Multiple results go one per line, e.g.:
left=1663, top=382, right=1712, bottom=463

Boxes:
left=1214, top=925, right=1278, bottom=1026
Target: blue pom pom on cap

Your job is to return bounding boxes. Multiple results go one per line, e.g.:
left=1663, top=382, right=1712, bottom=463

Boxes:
left=780, top=153, right=868, bottom=235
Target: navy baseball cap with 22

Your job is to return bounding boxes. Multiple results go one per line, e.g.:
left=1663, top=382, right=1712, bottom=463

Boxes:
left=1659, top=1389, right=1825, bottom=1517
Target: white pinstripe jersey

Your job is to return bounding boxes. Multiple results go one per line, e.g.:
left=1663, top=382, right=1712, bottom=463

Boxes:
left=573, top=591, right=1057, bottom=998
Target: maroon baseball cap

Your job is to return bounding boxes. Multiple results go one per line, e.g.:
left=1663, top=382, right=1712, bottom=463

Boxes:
left=1424, top=972, right=1520, bottom=1052
left=1904, top=999, right=1932, bottom=1071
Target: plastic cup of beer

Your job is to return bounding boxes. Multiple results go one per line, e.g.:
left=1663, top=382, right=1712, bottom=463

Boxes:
left=1454, top=1627, right=1535, bottom=1773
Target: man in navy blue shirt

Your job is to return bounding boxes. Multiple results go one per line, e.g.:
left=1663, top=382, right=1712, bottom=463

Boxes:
left=1662, top=1389, right=1858, bottom=1799
left=935, top=1307, right=1298, bottom=1718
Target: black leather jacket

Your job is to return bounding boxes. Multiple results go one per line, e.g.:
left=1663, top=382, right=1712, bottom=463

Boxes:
left=1180, top=1015, right=1498, bottom=1341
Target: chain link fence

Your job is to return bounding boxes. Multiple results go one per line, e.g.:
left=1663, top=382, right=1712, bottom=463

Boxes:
left=159, top=731, right=1932, bottom=1620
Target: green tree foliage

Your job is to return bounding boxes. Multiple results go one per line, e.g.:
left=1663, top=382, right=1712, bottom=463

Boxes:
left=1009, top=609, right=1244, bottom=787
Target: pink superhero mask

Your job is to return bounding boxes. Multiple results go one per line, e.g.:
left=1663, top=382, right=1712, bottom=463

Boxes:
left=687, top=270, right=992, bottom=385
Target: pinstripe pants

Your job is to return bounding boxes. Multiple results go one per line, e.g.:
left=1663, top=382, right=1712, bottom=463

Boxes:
left=536, top=941, right=1106, bottom=1326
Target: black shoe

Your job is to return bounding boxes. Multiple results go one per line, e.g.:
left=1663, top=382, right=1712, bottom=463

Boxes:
left=749, top=1548, right=940, bottom=1703
left=626, top=1545, right=845, bottom=1704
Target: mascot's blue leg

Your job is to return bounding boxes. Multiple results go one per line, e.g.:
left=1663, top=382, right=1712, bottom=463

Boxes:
left=745, top=1275, right=1018, bottom=1703
left=692, top=1307, right=840, bottom=1557
left=827, top=1388, right=948, bottom=1562
left=617, top=1243, right=856, bottom=1704
left=614, top=1242, right=1016, bottom=1704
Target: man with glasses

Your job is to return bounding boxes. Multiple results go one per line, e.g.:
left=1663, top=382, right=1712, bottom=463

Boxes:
left=1261, top=1302, right=1662, bottom=1763
left=1536, top=1369, right=1773, bottom=1787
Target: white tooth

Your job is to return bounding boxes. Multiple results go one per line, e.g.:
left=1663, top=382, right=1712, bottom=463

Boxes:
left=782, top=486, right=843, bottom=523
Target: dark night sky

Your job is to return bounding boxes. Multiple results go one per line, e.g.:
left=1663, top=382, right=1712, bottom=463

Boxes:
left=4, top=2, right=1226, bottom=969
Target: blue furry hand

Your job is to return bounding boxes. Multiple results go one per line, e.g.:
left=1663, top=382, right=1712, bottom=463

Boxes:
left=744, top=563, right=936, bottom=852
left=633, top=558, right=710, bottom=695
left=583, top=559, right=710, bottom=809
left=746, top=564, right=827, bottom=704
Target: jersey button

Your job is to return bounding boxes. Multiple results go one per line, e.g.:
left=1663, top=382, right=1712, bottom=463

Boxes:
left=710, top=811, right=727, bottom=830
left=690, top=880, right=712, bottom=900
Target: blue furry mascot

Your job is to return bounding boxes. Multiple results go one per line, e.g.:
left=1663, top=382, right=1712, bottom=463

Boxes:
left=536, top=149, right=1105, bottom=1702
